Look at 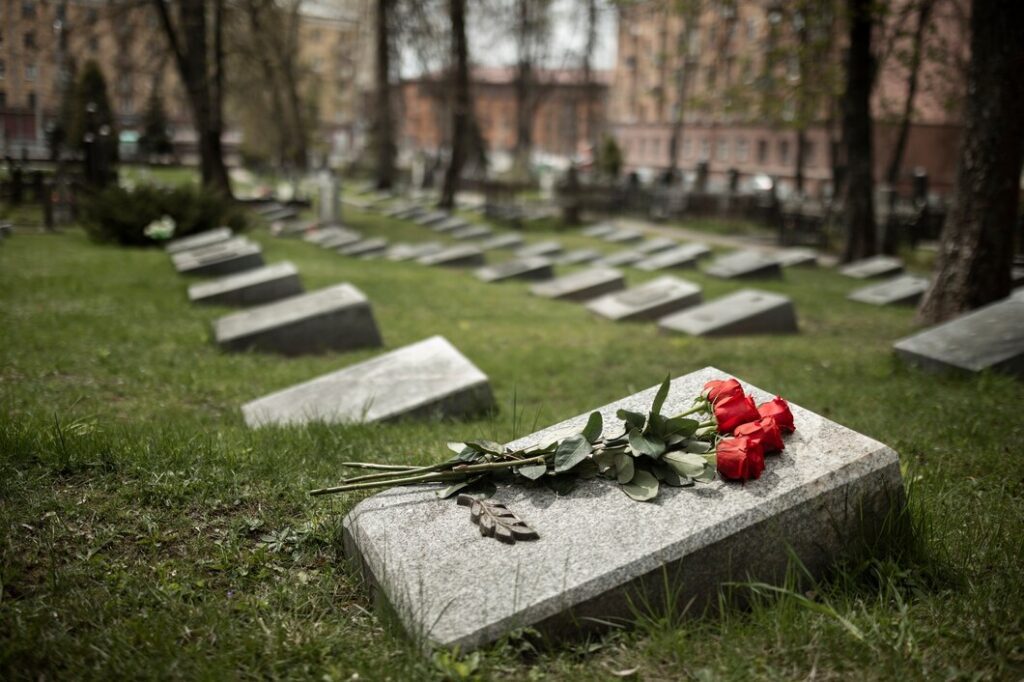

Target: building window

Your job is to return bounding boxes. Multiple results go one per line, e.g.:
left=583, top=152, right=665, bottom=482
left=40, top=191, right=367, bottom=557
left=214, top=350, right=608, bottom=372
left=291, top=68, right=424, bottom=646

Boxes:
left=700, top=138, right=711, bottom=160
left=805, top=141, right=816, bottom=166
left=25, top=63, right=37, bottom=81
left=716, top=139, right=729, bottom=162
left=778, top=139, right=790, bottom=165
left=683, top=138, right=692, bottom=159
left=22, top=0, right=35, bottom=18
left=746, top=17, right=758, bottom=41
left=24, top=32, right=36, bottom=49
left=28, top=92, right=36, bottom=109
left=736, top=138, right=749, bottom=162
left=757, top=139, right=768, bottom=163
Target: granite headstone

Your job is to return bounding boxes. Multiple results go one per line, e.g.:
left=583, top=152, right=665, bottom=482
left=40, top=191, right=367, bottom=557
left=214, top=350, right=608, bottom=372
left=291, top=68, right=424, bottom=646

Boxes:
left=586, top=275, right=702, bottom=321
left=659, top=289, right=799, bottom=336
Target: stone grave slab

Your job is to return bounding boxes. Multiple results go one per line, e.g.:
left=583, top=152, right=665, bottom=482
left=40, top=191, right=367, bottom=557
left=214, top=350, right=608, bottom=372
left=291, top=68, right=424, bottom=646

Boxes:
left=253, top=202, right=283, bottom=217
left=170, top=235, right=252, bottom=263
left=478, top=233, right=525, bottom=251
left=431, top=217, right=471, bottom=233
left=581, top=223, right=616, bottom=238
left=603, top=228, right=644, bottom=244
left=243, top=335, right=493, bottom=427
left=838, top=255, right=904, bottom=279
left=634, top=243, right=710, bottom=271
left=393, top=206, right=427, bottom=221
left=415, top=211, right=450, bottom=227
left=598, top=249, right=646, bottom=267
left=893, top=294, right=1024, bottom=377
left=636, top=237, right=677, bottom=254
left=418, top=245, right=486, bottom=268
left=214, top=283, right=382, bottom=355
left=262, top=206, right=299, bottom=223
left=342, top=366, right=903, bottom=651
left=452, top=225, right=494, bottom=241
left=557, top=248, right=603, bottom=266
left=704, top=250, right=783, bottom=279
left=385, top=242, right=445, bottom=262
left=188, top=261, right=303, bottom=307
left=384, top=204, right=416, bottom=218
left=273, top=219, right=315, bottom=237
left=340, top=238, right=388, bottom=258
left=774, top=247, right=818, bottom=268
left=586, top=275, right=702, bottom=321
left=318, top=230, right=364, bottom=250
left=174, top=241, right=264, bottom=277
left=342, top=197, right=372, bottom=211
left=848, top=275, right=929, bottom=306
left=516, top=241, right=564, bottom=259
left=659, top=289, right=799, bottom=336
left=475, top=257, right=554, bottom=283
left=530, top=267, right=625, bottom=302
left=165, top=227, right=233, bottom=254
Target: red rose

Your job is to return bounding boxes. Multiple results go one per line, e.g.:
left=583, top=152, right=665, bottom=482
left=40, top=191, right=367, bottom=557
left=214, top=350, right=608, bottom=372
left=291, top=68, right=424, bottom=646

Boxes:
left=716, top=436, right=765, bottom=480
left=757, top=397, right=795, bottom=433
left=714, top=393, right=760, bottom=434
left=704, top=378, right=744, bottom=404
left=734, top=417, right=785, bottom=453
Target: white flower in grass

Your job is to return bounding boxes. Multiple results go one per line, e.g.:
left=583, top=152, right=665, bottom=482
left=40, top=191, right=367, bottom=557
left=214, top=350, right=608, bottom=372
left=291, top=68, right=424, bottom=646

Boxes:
left=144, top=215, right=176, bottom=241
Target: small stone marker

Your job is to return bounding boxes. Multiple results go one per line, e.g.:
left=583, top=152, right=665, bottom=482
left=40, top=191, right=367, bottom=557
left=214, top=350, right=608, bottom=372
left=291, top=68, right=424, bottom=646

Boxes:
left=273, top=219, right=315, bottom=238
left=838, top=255, right=904, bottom=279
left=432, top=217, right=471, bottom=233
left=634, top=243, right=710, bottom=271
left=636, top=236, right=677, bottom=254
left=165, top=227, right=233, bottom=254
left=188, top=261, right=303, bottom=307
left=659, top=289, right=799, bottom=336
left=305, top=227, right=361, bottom=248
left=415, top=211, right=450, bottom=227
left=242, top=336, right=493, bottom=427
left=478, top=233, right=525, bottom=251
left=774, top=247, right=818, bottom=268
left=385, top=242, right=445, bottom=262
left=418, top=245, right=486, bottom=267
left=598, top=249, right=646, bottom=267
left=214, top=283, right=382, bottom=355
left=171, top=235, right=251, bottom=262
left=530, top=267, right=625, bottom=302
left=341, top=367, right=903, bottom=651
left=174, top=240, right=265, bottom=277
left=893, top=293, right=1024, bottom=377
left=557, top=248, right=602, bottom=266
left=340, top=238, right=388, bottom=258
left=262, top=206, right=299, bottom=223
left=603, top=228, right=644, bottom=244
left=516, top=241, right=564, bottom=259
left=384, top=204, right=416, bottom=218
left=586, top=275, right=702, bottom=321
left=848, top=275, right=929, bottom=306
left=475, top=257, right=554, bottom=283
left=451, top=224, right=493, bottom=241
left=254, top=202, right=284, bottom=217
left=581, top=223, right=616, bottom=238
left=704, top=250, right=783, bottom=279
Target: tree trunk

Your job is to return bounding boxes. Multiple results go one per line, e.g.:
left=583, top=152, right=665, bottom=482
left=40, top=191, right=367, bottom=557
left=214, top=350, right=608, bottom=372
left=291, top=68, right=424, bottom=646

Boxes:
left=439, top=0, right=469, bottom=210
left=374, top=0, right=396, bottom=190
left=795, top=129, right=807, bottom=196
left=917, top=0, right=1024, bottom=323
left=280, top=3, right=309, bottom=170
left=840, top=0, right=877, bottom=262
left=581, top=0, right=599, bottom=154
left=885, top=0, right=935, bottom=190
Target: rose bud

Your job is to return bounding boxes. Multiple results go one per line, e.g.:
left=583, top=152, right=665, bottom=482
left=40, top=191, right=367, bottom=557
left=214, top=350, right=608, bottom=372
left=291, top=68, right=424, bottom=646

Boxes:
left=714, top=393, right=761, bottom=434
left=716, top=436, right=766, bottom=480
left=703, top=378, right=744, bottom=404
left=757, top=397, right=795, bottom=433
left=734, top=417, right=785, bottom=453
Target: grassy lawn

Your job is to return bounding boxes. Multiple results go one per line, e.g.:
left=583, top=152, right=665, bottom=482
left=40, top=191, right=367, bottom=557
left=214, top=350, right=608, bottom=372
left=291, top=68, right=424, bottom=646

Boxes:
left=1, top=204, right=1022, bottom=680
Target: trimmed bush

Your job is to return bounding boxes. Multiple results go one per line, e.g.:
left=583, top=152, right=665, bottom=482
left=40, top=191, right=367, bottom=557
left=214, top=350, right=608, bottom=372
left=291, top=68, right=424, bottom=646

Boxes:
left=80, top=183, right=248, bottom=246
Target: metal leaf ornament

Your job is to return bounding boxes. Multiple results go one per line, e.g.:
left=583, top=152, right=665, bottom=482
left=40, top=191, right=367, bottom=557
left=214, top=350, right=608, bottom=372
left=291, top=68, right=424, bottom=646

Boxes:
left=457, top=495, right=539, bottom=544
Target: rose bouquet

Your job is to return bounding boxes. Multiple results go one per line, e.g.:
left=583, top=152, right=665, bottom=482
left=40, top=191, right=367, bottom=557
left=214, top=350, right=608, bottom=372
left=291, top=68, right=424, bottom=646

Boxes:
left=311, top=376, right=795, bottom=503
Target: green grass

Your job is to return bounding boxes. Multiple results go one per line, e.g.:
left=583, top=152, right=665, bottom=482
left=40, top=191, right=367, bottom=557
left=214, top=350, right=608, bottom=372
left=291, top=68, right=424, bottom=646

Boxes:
left=2, top=205, right=1023, bottom=680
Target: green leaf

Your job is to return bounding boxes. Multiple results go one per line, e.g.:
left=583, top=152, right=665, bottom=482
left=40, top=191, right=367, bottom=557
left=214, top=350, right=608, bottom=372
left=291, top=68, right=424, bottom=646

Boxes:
left=682, top=439, right=712, bottom=454
left=628, top=428, right=666, bottom=459
left=662, top=417, right=699, bottom=437
left=663, top=451, right=709, bottom=479
left=553, top=434, right=592, bottom=473
left=516, top=463, right=547, bottom=480
left=581, top=411, right=603, bottom=444
left=545, top=475, right=576, bottom=496
left=574, top=459, right=600, bottom=480
left=440, top=480, right=473, bottom=499
left=456, top=447, right=484, bottom=463
left=616, top=409, right=646, bottom=430
left=621, top=468, right=659, bottom=502
left=652, top=461, right=686, bottom=487
left=614, top=452, right=634, bottom=484
left=650, top=375, right=671, bottom=418
left=593, top=449, right=617, bottom=473
left=466, top=439, right=504, bottom=455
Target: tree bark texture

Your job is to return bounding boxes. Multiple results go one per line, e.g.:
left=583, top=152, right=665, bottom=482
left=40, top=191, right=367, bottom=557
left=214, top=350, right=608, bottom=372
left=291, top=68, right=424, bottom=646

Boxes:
left=841, top=0, right=877, bottom=262
left=439, top=0, right=469, bottom=209
left=918, top=0, right=1024, bottom=323
left=374, top=0, right=396, bottom=190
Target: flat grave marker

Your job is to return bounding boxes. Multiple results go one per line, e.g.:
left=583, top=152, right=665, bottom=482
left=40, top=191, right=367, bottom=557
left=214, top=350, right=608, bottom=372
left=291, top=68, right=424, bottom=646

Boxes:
left=581, top=223, right=617, bottom=238
left=340, top=238, right=389, bottom=258
left=704, top=250, right=783, bottom=279
left=452, top=225, right=494, bottom=241
left=635, top=243, right=710, bottom=271
left=475, top=257, right=554, bottom=283
left=848, top=275, right=929, bottom=306
left=243, top=335, right=493, bottom=427
left=602, top=228, right=644, bottom=245
left=188, top=261, right=303, bottom=307
left=586, top=275, right=702, bottom=321
left=557, top=248, right=603, bottom=266
left=432, top=217, right=471, bottom=233
left=838, top=255, right=904, bottom=279
left=636, top=237, right=677, bottom=254
left=419, top=245, right=486, bottom=268
left=774, top=247, right=818, bottom=268
left=342, top=367, right=903, bottom=651
left=415, top=211, right=450, bottom=227
left=478, top=233, right=525, bottom=251
left=174, top=241, right=264, bottom=277
left=165, top=227, right=233, bottom=254
left=598, top=249, right=646, bottom=267
left=530, top=267, right=625, bottom=302
left=306, top=227, right=362, bottom=249
left=659, top=288, right=799, bottom=336
left=214, top=283, right=382, bottom=355
left=516, top=240, right=564, bottom=259
left=385, top=242, right=445, bottom=262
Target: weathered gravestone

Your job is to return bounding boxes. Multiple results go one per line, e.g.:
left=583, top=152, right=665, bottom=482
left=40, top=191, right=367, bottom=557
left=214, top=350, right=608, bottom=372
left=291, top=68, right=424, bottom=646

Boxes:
left=432, top=217, right=471, bottom=233
left=635, top=243, right=711, bottom=272
left=342, top=367, right=903, bottom=651
left=774, top=247, right=818, bottom=268
left=188, top=261, right=303, bottom=307
left=340, top=238, right=389, bottom=258
left=603, top=228, right=644, bottom=245
left=242, top=336, right=494, bottom=427
left=893, top=292, right=1024, bottom=377
left=415, top=211, right=450, bottom=227
left=273, top=219, right=317, bottom=238
left=478, top=233, right=525, bottom=251
left=418, top=245, right=486, bottom=268
left=452, top=225, right=494, bottom=241
left=557, top=248, right=603, bottom=266
left=587, top=275, right=702, bottom=321
left=173, top=240, right=265, bottom=277
left=475, top=257, right=554, bottom=283
left=262, top=206, right=299, bottom=223
left=704, top=250, right=782, bottom=279
left=516, top=241, right=564, bottom=259
left=385, top=242, right=445, bottom=262
left=636, top=237, right=677, bottom=254
left=253, top=202, right=284, bottom=217
left=530, top=267, right=625, bottom=302
left=848, top=275, right=929, bottom=306
left=385, top=204, right=417, bottom=218
left=838, top=255, right=904, bottom=279
left=214, top=283, right=382, bottom=355
left=598, top=249, right=646, bottom=268
left=165, top=227, right=233, bottom=254
left=171, top=235, right=251, bottom=262
left=659, top=289, right=799, bottom=336
left=305, top=227, right=362, bottom=249
left=581, top=223, right=617, bottom=238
